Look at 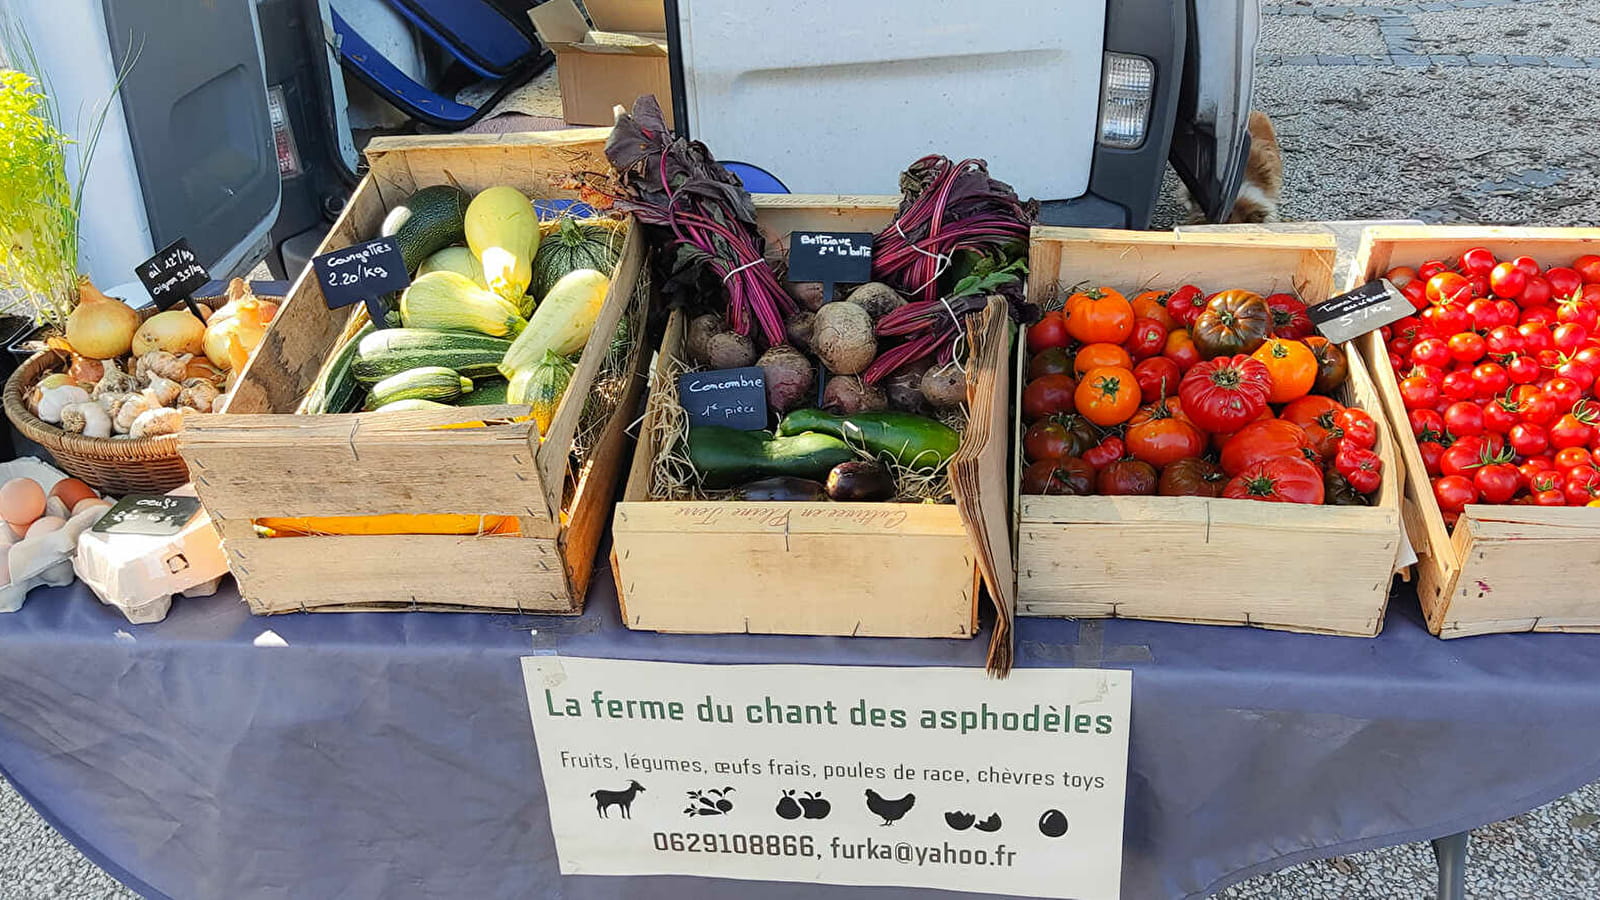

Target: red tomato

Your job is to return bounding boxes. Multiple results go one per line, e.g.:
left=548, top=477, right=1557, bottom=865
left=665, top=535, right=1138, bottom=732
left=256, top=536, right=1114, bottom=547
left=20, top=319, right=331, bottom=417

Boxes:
left=1432, top=475, right=1479, bottom=516
left=1165, top=285, right=1205, bottom=326
left=1473, top=461, right=1520, bottom=504
left=1387, top=266, right=1420, bottom=288
left=1470, top=362, right=1510, bottom=398
left=1506, top=354, right=1542, bottom=384
left=1123, top=318, right=1168, bottom=360
left=1443, top=401, right=1485, bottom=437
left=1520, top=276, right=1553, bottom=307
left=1483, top=396, right=1521, bottom=434
left=1178, top=355, right=1273, bottom=435
left=1021, top=374, right=1078, bottom=422
left=1554, top=446, right=1594, bottom=470
left=1556, top=358, right=1597, bottom=391
left=1081, top=435, right=1125, bottom=470
left=1459, top=247, right=1497, bottom=276
left=1548, top=266, right=1584, bottom=299
left=1490, top=262, right=1527, bottom=299
left=1419, top=439, right=1447, bottom=475
left=1162, top=329, right=1202, bottom=372
left=1222, top=457, right=1325, bottom=504
left=1265, top=293, right=1313, bottom=339
left=1469, top=274, right=1493, bottom=298
left=1585, top=284, right=1600, bottom=304
left=1550, top=409, right=1596, bottom=450
left=1409, top=337, right=1453, bottom=369
left=1575, top=345, right=1600, bottom=371
left=1565, top=467, right=1600, bottom=506
left=1418, top=260, right=1451, bottom=281
left=1219, top=419, right=1318, bottom=477
left=1494, top=299, right=1521, bottom=326
left=1097, top=459, right=1158, bottom=496
left=1399, top=374, right=1440, bottom=410
left=1133, top=356, right=1181, bottom=404
left=1335, top=408, right=1377, bottom=449
left=1465, top=298, right=1506, bottom=331
left=1544, top=376, right=1586, bottom=410
left=1509, top=422, right=1549, bottom=457
left=1575, top=254, right=1600, bottom=284
left=1427, top=272, right=1471, bottom=305
left=1511, top=384, right=1542, bottom=406
left=1554, top=323, right=1590, bottom=354
left=1558, top=298, right=1600, bottom=331
left=1431, top=304, right=1472, bottom=336
left=1402, top=280, right=1428, bottom=310
left=1126, top=414, right=1206, bottom=468
left=1027, top=311, right=1071, bottom=353
left=1522, top=392, right=1563, bottom=426
left=1484, top=325, right=1525, bottom=357
left=1519, top=321, right=1554, bottom=352
left=1441, top=369, right=1478, bottom=402
left=1409, top=408, right=1446, bottom=439
left=1534, top=488, right=1568, bottom=506
left=1447, top=332, right=1487, bottom=364
left=1335, top=443, right=1383, bottom=494
left=1512, top=256, right=1542, bottom=278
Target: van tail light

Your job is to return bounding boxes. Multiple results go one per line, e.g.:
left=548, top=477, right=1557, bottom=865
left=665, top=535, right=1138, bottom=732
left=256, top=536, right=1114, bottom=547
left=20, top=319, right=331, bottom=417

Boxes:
left=266, top=85, right=302, bottom=178
left=1097, top=53, right=1155, bottom=149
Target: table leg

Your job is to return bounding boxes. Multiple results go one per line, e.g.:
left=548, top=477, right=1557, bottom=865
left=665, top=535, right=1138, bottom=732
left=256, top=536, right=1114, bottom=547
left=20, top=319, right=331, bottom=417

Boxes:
left=1431, top=831, right=1469, bottom=900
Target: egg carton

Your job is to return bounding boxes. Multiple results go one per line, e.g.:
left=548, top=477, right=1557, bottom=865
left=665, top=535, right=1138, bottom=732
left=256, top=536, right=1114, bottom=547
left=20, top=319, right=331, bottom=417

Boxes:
left=0, top=457, right=108, bottom=614
left=73, top=484, right=230, bottom=625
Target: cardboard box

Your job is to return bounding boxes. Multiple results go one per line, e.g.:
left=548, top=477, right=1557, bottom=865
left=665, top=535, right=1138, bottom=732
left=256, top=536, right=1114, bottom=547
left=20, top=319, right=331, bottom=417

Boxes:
left=529, top=0, right=674, bottom=128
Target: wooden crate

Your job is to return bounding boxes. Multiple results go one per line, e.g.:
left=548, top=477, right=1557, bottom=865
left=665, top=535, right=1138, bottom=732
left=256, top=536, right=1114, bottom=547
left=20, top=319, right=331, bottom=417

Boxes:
left=611, top=196, right=1015, bottom=652
left=1354, top=225, right=1600, bottom=638
left=1016, top=228, right=1406, bottom=637
left=178, top=129, right=649, bottom=615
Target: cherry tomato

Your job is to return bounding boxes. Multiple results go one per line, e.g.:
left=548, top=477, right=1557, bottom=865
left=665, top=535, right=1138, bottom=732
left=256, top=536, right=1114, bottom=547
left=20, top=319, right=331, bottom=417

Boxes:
left=1123, top=318, right=1168, bottom=360
left=1490, top=262, right=1527, bottom=299
left=1522, top=392, right=1563, bottom=427
left=1509, top=422, right=1550, bottom=457
left=1410, top=337, right=1453, bottom=369
left=1408, top=408, right=1445, bottom=438
left=1419, top=439, right=1447, bottom=476
left=1465, top=298, right=1506, bottom=331
left=1442, top=401, right=1484, bottom=438
left=1418, top=260, right=1450, bottom=281
left=1554, top=323, right=1590, bottom=354
left=1387, top=266, right=1420, bottom=288
left=1554, top=446, right=1594, bottom=470
left=1519, top=321, right=1554, bottom=352
left=1402, top=280, right=1428, bottom=310
left=1506, top=354, right=1542, bottom=384
left=1574, top=254, right=1600, bottom=284
left=1470, top=362, right=1509, bottom=398
left=1548, top=266, right=1584, bottom=299
left=1574, top=345, right=1600, bottom=371
left=1534, top=488, right=1568, bottom=506
left=1442, top=369, right=1478, bottom=402
left=1473, top=461, right=1521, bottom=504
left=1484, top=325, right=1525, bottom=357
left=1431, top=304, right=1472, bottom=336
left=1459, top=247, right=1497, bottom=276
left=1027, top=311, right=1071, bottom=353
left=1427, top=272, right=1472, bottom=306
left=1544, top=376, right=1586, bottom=411
left=1512, top=256, right=1542, bottom=278
left=1469, top=274, right=1493, bottom=298
left=1565, top=467, right=1600, bottom=506
left=1550, top=408, right=1596, bottom=450
left=1558, top=297, right=1600, bottom=331
left=1556, top=358, right=1597, bottom=392
left=1398, top=374, right=1440, bottom=410
left=1081, top=435, right=1124, bottom=470
left=1432, top=475, right=1479, bottom=517
left=1132, top=356, right=1182, bottom=404
left=1336, top=443, right=1383, bottom=494
left=1335, top=408, right=1377, bottom=450
left=1483, top=397, right=1521, bottom=434
left=1519, top=276, right=1553, bottom=307
left=1447, top=332, right=1487, bottom=364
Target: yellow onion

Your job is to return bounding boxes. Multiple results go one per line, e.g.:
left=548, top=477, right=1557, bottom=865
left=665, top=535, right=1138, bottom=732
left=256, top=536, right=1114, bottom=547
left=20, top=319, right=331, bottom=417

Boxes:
left=204, top=298, right=269, bottom=370
left=132, top=309, right=206, bottom=356
left=65, top=277, right=140, bottom=359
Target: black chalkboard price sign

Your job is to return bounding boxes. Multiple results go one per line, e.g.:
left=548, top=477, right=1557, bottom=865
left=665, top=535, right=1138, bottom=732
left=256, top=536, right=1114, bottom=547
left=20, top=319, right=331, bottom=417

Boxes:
left=135, top=238, right=210, bottom=318
left=90, top=494, right=202, bottom=536
left=677, top=367, right=768, bottom=431
left=1309, top=279, right=1415, bottom=345
left=786, top=231, right=875, bottom=303
left=311, top=237, right=410, bottom=326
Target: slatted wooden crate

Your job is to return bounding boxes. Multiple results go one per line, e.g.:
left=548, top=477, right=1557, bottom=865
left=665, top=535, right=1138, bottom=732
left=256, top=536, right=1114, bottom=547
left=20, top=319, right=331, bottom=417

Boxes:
left=610, top=196, right=1015, bottom=659
left=1355, top=225, right=1600, bottom=637
left=1016, top=228, right=1406, bottom=637
left=178, top=130, right=649, bottom=614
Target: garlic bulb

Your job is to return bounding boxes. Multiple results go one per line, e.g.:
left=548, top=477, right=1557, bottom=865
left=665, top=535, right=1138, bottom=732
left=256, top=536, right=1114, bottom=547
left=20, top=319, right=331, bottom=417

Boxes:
left=143, top=375, right=182, bottom=407
left=37, top=384, right=91, bottom=424
left=177, top=378, right=221, bottom=412
left=92, top=359, right=138, bottom=399
left=129, top=406, right=184, bottom=439
left=59, top=402, right=112, bottom=438
left=135, top=350, right=191, bottom=383
left=114, top=393, right=159, bottom=434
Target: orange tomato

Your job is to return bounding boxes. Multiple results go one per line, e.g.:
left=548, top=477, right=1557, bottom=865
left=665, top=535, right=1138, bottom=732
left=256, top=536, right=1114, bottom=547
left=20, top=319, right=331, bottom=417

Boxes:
left=1065, top=287, right=1134, bottom=344
left=1072, top=342, right=1134, bottom=377
left=1251, top=338, right=1318, bottom=403
left=1131, top=290, right=1178, bottom=330
left=1075, top=366, right=1141, bottom=426
left=1162, top=329, right=1202, bottom=372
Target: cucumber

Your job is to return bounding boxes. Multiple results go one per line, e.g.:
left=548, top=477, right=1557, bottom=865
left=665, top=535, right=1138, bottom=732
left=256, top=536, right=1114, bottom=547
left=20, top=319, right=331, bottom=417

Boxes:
left=381, top=185, right=471, bottom=274
left=363, top=366, right=474, bottom=410
left=776, top=409, right=960, bottom=470
left=687, top=426, right=854, bottom=489
left=455, top=378, right=509, bottom=406
left=302, top=321, right=375, bottom=414
left=352, top=329, right=512, bottom=383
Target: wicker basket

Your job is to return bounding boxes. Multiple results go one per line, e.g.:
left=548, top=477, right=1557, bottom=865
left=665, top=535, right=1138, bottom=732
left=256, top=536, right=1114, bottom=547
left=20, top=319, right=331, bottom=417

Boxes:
left=3, top=349, right=188, bottom=493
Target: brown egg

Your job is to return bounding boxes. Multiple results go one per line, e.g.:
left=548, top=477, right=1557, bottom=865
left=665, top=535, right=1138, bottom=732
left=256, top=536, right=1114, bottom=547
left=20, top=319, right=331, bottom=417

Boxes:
left=0, top=478, right=46, bottom=529
left=49, top=477, right=97, bottom=512
left=25, top=515, right=64, bottom=538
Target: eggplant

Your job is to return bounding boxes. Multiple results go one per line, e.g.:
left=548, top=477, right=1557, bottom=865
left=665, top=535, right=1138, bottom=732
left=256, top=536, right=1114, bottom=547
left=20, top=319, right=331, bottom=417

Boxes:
left=825, top=461, right=894, bottom=501
left=735, top=476, right=830, bottom=502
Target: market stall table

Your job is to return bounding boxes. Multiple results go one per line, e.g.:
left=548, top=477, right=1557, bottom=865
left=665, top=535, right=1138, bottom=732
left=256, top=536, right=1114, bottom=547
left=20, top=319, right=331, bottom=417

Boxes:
left=2, top=567, right=1599, bottom=900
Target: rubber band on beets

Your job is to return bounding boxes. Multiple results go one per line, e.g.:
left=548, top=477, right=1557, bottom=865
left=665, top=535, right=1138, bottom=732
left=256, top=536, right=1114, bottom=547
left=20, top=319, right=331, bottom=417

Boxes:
left=721, top=258, right=764, bottom=283
left=895, top=221, right=951, bottom=295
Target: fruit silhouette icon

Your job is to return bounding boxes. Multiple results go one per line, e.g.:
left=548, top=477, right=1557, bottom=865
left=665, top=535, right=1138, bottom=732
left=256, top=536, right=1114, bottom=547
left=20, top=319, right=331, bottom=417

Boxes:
left=776, top=791, right=803, bottom=820
left=798, top=791, right=831, bottom=820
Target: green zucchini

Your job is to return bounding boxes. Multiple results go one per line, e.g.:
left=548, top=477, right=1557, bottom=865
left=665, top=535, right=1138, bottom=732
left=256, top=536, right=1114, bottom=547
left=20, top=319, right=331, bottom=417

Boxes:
left=454, top=377, right=509, bottom=406
left=776, top=409, right=960, bottom=470
left=381, top=185, right=471, bottom=274
left=363, top=366, right=474, bottom=410
left=302, top=321, right=375, bottom=414
left=352, top=329, right=512, bottom=383
left=687, top=426, right=854, bottom=489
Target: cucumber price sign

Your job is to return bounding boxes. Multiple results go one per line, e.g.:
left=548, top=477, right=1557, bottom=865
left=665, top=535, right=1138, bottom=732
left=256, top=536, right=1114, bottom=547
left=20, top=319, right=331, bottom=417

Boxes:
left=522, top=658, right=1131, bottom=900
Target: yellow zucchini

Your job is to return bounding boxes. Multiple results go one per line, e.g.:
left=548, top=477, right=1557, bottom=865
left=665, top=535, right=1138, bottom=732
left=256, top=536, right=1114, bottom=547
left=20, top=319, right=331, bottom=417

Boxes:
left=465, top=186, right=540, bottom=310
left=498, top=268, right=609, bottom=379
left=399, top=271, right=527, bottom=338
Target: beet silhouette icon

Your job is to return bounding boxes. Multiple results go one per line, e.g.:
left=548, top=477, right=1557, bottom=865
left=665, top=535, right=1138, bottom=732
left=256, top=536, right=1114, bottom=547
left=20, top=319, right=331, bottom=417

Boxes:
left=974, top=813, right=1002, bottom=833
left=776, top=791, right=803, bottom=820
left=1039, top=809, right=1069, bottom=838
left=944, top=811, right=976, bottom=831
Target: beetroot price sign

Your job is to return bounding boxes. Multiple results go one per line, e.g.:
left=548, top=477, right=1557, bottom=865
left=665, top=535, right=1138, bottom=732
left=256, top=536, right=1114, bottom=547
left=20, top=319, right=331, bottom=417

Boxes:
left=523, top=657, right=1130, bottom=900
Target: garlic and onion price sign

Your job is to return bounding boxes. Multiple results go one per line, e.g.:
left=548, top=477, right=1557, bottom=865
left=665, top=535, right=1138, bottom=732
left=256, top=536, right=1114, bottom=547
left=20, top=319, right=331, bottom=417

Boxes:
left=135, top=238, right=210, bottom=317
left=522, top=657, right=1131, bottom=900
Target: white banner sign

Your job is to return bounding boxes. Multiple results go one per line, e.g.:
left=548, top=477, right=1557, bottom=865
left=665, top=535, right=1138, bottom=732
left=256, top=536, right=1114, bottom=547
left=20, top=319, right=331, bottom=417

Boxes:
left=521, top=657, right=1131, bottom=900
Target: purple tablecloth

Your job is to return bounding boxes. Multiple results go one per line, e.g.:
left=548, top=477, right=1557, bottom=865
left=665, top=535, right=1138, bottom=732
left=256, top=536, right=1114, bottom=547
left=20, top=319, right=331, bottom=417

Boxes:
left=3, top=566, right=1599, bottom=900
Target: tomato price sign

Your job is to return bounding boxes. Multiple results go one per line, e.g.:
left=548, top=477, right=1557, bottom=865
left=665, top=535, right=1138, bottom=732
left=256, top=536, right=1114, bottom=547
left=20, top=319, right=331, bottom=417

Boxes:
left=522, top=657, right=1131, bottom=900
left=1309, top=279, right=1414, bottom=344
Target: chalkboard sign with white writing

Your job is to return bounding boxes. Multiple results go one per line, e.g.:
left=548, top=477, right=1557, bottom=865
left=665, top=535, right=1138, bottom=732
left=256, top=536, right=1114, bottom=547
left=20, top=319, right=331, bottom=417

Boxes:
left=312, top=238, right=410, bottom=309
left=678, top=367, right=768, bottom=431
left=786, top=231, right=874, bottom=295
left=1309, top=279, right=1414, bottom=344
left=136, top=238, right=210, bottom=316
left=90, top=494, right=201, bottom=536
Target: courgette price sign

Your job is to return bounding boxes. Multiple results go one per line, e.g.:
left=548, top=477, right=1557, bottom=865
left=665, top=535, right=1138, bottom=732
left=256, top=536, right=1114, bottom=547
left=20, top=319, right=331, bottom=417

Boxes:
left=522, top=658, right=1130, bottom=900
